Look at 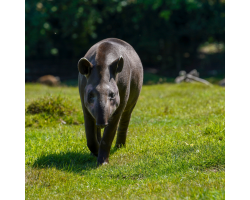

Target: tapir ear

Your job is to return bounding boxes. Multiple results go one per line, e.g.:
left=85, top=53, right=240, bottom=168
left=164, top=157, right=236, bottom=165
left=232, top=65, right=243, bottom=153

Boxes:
left=111, top=56, right=124, bottom=74
left=78, top=57, right=93, bottom=76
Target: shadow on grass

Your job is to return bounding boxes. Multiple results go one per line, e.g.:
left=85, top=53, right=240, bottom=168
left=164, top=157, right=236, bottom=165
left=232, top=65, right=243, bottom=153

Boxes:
left=32, top=147, right=121, bottom=173
left=33, top=151, right=97, bottom=173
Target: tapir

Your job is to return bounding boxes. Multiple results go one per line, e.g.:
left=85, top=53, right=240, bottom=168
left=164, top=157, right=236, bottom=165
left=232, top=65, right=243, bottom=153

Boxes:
left=78, top=38, right=143, bottom=165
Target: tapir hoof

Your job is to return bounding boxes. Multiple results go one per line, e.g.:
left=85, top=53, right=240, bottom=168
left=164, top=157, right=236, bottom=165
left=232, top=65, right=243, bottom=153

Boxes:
left=97, top=156, right=109, bottom=166
left=97, top=161, right=109, bottom=166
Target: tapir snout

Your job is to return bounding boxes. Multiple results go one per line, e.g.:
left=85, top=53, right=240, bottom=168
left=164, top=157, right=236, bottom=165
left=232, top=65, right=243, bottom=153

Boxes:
left=95, top=102, right=109, bottom=128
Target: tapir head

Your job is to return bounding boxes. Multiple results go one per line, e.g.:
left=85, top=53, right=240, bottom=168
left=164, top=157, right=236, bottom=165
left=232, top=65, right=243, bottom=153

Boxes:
left=78, top=56, right=123, bottom=128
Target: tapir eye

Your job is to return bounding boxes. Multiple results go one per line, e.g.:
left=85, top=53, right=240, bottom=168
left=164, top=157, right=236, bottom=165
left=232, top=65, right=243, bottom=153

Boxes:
left=88, top=92, right=95, bottom=103
left=109, top=92, right=115, bottom=99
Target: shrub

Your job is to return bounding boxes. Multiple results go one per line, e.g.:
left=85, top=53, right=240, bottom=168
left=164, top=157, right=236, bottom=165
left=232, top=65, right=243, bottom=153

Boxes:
left=26, top=95, right=75, bottom=116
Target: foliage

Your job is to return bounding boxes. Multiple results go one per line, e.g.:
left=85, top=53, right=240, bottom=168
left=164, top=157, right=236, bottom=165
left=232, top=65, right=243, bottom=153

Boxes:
left=25, top=88, right=84, bottom=127
left=25, top=83, right=225, bottom=199
left=26, top=95, right=74, bottom=115
left=25, top=0, right=225, bottom=74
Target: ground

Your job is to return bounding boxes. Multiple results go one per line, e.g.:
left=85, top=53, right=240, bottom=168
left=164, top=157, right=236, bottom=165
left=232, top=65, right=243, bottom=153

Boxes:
left=25, top=82, right=225, bottom=199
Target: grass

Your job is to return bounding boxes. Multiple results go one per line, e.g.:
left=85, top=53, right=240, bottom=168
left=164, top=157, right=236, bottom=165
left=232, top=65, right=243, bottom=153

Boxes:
left=25, top=82, right=225, bottom=199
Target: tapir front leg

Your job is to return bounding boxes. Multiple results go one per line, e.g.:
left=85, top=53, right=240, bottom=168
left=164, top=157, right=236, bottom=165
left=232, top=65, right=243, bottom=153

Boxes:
left=83, top=107, right=100, bottom=157
left=97, top=109, right=124, bottom=165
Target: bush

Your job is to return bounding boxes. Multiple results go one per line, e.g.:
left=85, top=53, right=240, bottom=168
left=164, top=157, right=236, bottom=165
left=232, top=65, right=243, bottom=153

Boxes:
left=26, top=95, right=75, bottom=116
left=25, top=95, right=83, bottom=127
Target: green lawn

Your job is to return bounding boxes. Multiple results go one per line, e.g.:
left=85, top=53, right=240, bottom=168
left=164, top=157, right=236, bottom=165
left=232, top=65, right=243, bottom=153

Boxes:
left=25, top=82, right=225, bottom=199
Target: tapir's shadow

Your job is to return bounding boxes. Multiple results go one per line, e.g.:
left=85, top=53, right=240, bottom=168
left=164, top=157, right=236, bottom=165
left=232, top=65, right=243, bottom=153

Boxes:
left=33, top=151, right=98, bottom=173
left=32, top=147, right=120, bottom=173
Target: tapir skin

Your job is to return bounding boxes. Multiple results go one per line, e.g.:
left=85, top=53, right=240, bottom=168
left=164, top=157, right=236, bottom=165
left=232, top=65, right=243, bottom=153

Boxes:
left=78, top=38, right=143, bottom=165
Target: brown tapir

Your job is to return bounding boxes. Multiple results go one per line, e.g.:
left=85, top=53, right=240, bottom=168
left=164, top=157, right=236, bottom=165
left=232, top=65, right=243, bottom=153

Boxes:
left=78, top=38, right=143, bottom=165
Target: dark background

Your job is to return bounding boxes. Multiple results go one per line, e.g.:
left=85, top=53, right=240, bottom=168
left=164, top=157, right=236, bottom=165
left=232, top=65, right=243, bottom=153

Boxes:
left=25, top=0, right=225, bottom=85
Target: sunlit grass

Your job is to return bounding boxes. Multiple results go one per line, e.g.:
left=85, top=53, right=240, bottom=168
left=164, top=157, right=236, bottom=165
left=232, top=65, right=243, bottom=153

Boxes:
left=25, top=82, right=225, bottom=199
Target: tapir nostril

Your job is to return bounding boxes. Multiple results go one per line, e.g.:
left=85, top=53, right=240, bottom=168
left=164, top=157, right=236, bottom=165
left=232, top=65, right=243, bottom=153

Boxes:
left=96, top=123, right=108, bottom=129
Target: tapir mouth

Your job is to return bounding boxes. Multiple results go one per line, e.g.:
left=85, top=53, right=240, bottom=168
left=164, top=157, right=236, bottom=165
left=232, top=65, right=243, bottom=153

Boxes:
left=96, top=123, right=108, bottom=129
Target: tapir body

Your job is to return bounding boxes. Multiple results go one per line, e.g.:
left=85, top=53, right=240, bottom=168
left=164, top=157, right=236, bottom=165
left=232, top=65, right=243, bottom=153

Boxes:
left=78, top=38, right=143, bottom=165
